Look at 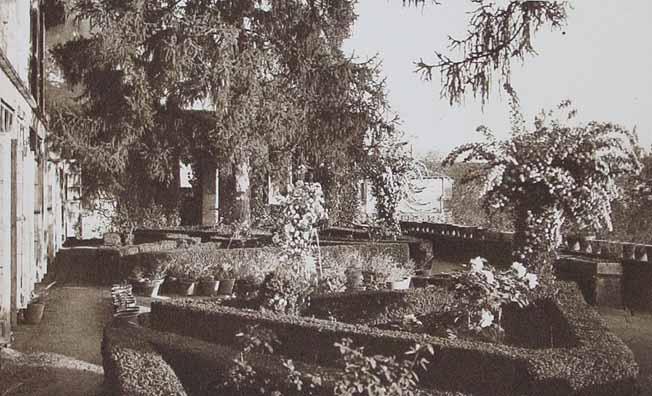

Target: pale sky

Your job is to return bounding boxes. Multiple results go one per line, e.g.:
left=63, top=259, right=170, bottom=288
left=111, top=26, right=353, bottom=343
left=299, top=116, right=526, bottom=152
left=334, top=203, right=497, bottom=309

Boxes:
left=343, top=1, right=652, bottom=156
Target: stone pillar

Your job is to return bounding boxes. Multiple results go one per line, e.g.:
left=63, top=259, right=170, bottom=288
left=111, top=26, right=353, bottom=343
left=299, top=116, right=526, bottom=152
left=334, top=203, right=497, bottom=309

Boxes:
left=233, top=156, right=251, bottom=226
left=594, top=260, right=623, bottom=308
left=0, top=137, right=12, bottom=344
left=200, top=162, right=219, bottom=226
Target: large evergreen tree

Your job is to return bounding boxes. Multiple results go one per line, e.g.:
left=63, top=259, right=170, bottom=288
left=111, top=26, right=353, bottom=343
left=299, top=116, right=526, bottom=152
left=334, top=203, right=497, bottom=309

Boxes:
left=49, top=0, right=391, bottom=227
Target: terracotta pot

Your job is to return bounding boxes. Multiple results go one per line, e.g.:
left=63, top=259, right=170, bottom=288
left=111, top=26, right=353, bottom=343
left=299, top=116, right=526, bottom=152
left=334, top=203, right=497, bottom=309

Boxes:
left=137, top=279, right=165, bottom=298
left=388, top=277, right=411, bottom=290
left=25, top=303, right=45, bottom=324
left=199, top=280, right=220, bottom=296
left=177, top=280, right=197, bottom=296
left=217, top=279, right=236, bottom=295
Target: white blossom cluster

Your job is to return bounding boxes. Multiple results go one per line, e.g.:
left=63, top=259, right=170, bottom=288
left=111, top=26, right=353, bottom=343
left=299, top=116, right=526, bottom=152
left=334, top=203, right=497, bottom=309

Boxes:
left=447, top=257, right=538, bottom=333
left=273, top=180, right=328, bottom=259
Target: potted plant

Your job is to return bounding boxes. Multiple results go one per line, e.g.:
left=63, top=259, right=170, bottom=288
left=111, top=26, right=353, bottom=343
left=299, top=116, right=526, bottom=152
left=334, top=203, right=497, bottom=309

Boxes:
left=25, top=290, right=48, bottom=324
left=170, top=262, right=200, bottom=296
left=216, top=262, right=236, bottom=295
left=129, top=264, right=167, bottom=298
left=387, top=260, right=415, bottom=290
left=198, top=268, right=220, bottom=296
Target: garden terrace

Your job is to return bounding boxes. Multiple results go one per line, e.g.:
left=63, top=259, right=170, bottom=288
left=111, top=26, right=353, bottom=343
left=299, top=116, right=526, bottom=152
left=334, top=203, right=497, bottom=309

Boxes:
left=148, top=282, right=638, bottom=396
left=401, top=221, right=652, bottom=311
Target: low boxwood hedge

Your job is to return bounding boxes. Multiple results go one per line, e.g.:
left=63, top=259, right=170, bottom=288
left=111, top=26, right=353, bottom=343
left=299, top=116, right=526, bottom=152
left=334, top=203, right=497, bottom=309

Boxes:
left=101, top=324, right=187, bottom=396
left=150, top=282, right=639, bottom=396
left=306, top=287, right=452, bottom=326
left=104, top=320, right=468, bottom=396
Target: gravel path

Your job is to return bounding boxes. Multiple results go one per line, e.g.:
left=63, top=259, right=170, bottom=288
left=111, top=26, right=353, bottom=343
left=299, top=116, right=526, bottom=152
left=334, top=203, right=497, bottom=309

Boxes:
left=0, top=286, right=113, bottom=396
left=599, top=307, right=652, bottom=395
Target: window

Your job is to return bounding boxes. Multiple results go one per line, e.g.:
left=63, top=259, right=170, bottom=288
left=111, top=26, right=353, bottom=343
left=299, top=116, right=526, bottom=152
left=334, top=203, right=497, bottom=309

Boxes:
left=0, top=101, right=14, bottom=134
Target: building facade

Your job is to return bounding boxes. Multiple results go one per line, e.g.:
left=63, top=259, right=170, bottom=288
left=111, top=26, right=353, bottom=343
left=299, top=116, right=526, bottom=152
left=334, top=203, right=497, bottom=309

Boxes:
left=0, top=0, right=73, bottom=345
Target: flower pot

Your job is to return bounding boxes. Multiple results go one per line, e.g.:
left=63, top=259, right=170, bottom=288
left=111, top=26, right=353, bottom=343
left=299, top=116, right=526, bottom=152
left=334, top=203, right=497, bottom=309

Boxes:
left=199, top=280, right=220, bottom=296
left=137, top=279, right=165, bottom=298
left=25, top=303, right=45, bottom=324
left=177, top=280, right=197, bottom=296
left=217, top=279, right=236, bottom=295
left=388, top=277, right=411, bottom=290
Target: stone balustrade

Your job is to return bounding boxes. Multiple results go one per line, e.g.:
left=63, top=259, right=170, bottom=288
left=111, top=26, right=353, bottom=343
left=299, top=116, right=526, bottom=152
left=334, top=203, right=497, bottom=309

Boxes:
left=401, top=221, right=652, bottom=264
left=401, top=221, right=652, bottom=311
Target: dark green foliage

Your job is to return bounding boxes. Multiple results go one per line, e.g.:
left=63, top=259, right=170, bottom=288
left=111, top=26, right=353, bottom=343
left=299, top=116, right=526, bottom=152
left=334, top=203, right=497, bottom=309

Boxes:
left=307, top=288, right=452, bottom=326
left=102, top=326, right=187, bottom=396
left=48, top=0, right=395, bottom=226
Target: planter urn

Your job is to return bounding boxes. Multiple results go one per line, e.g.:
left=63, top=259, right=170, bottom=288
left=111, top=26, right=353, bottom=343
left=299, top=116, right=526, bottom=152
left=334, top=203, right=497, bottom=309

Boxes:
left=217, top=279, right=236, bottom=295
left=178, top=279, right=197, bottom=296
left=25, top=303, right=45, bottom=324
left=199, top=280, right=221, bottom=296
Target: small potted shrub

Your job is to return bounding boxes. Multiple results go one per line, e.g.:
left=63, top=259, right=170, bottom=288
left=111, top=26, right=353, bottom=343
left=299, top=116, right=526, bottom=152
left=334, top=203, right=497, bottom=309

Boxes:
left=216, top=262, right=236, bottom=295
left=361, top=255, right=395, bottom=290
left=171, top=262, right=200, bottom=296
left=25, top=290, right=48, bottom=324
left=387, top=260, right=415, bottom=290
left=198, top=268, right=220, bottom=296
left=129, top=263, right=167, bottom=297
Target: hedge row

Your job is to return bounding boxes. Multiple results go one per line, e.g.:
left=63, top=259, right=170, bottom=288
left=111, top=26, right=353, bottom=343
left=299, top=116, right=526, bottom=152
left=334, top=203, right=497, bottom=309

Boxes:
left=103, top=320, right=467, bottom=396
left=306, top=287, right=452, bottom=326
left=150, top=283, right=639, bottom=396
left=101, top=325, right=187, bottom=396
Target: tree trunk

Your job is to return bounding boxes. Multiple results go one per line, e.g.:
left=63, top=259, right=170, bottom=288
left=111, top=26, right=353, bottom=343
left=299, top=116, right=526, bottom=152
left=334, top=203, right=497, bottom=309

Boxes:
left=512, top=205, right=563, bottom=287
left=232, top=155, right=251, bottom=226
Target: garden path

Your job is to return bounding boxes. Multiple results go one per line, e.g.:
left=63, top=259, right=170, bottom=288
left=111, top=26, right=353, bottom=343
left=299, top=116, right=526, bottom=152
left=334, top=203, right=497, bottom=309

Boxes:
left=0, top=286, right=113, bottom=396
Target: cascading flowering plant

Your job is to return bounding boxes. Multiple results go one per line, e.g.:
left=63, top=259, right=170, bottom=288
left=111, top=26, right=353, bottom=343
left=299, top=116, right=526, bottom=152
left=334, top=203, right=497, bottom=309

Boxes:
left=273, top=180, right=328, bottom=261
left=444, top=96, right=640, bottom=283
left=446, top=257, right=538, bottom=335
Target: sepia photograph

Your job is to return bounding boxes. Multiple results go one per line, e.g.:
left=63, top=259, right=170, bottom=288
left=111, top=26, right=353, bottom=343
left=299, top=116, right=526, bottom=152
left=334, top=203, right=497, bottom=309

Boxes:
left=0, top=1, right=651, bottom=395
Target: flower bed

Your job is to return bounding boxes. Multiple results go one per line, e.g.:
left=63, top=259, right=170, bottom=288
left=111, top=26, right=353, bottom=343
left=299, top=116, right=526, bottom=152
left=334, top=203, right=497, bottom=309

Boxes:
left=149, top=283, right=638, bottom=396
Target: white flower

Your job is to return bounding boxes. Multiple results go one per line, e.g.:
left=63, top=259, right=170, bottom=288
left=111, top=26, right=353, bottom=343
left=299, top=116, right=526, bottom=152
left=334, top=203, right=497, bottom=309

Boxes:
left=481, top=270, right=495, bottom=284
left=511, top=262, right=527, bottom=278
left=525, top=273, right=538, bottom=289
left=479, top=309, right=494, bottom=328
left=469, top=257, right=485, bottom=273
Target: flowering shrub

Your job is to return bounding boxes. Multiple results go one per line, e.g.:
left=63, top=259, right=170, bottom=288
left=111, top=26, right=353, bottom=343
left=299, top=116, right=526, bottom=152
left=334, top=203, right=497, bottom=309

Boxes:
left=273, top=180, right=328, bottom=260
left=258, top=259, right=315, bottom=316
left=445, top=257, right=538, bottom=335
left=445, top=98, right=640, bottom=281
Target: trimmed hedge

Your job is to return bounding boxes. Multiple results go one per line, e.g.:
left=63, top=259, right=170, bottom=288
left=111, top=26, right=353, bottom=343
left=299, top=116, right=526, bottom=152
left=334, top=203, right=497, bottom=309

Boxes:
left=102, top=325, right=187, bottom=395
left=150, top=283, right=639, bottom=396
left=103, top=320, right=467, bottom=396
left=306, top=287, right=452, bottom=326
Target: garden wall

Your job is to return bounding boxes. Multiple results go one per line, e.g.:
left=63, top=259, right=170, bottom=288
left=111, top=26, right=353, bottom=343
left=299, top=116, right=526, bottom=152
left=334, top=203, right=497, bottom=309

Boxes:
left=149, top=282, right=638, bottom=396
